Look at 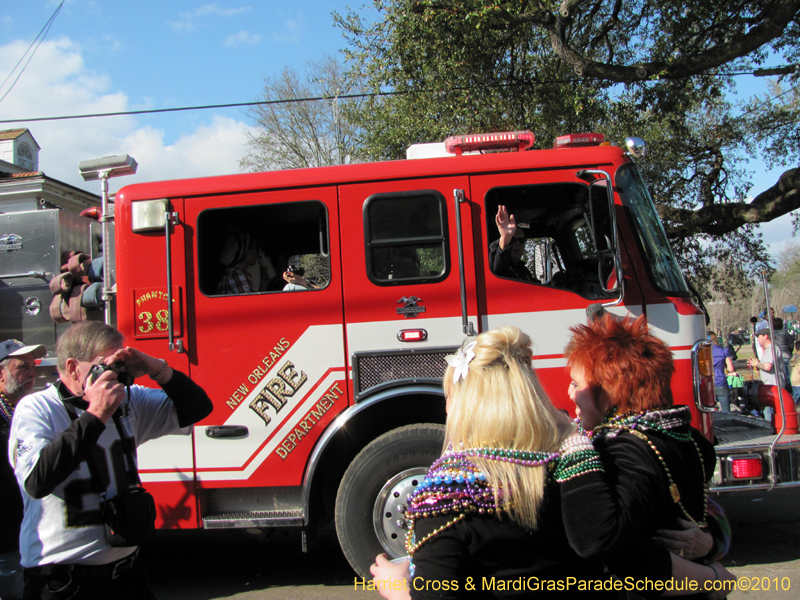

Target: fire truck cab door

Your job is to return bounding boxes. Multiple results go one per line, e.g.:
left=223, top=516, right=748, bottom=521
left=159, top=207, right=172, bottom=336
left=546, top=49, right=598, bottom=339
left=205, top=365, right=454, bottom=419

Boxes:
left=186, top=187, right=347, bottom=488
left=471, top=170, right=635, bottom=409
left=339, top=176, right=477, bottom=399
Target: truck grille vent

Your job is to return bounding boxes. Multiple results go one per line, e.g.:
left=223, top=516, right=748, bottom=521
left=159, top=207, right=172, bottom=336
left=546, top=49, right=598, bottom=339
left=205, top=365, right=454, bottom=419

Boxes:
left=355, top=351, right=449, bottom=396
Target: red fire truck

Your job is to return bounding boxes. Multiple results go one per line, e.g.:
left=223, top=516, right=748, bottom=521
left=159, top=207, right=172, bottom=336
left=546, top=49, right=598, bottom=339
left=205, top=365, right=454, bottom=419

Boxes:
left=6, top=131, right=799, bottom=577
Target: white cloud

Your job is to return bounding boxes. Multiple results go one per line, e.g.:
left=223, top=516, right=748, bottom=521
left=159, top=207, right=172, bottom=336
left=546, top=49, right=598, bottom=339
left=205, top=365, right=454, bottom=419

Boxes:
left=120, top=116, right=251, bottom=186
left=0, top=36, right=252, bottom=194
left=760, top=213, right=798, bottom=262
left=224, top=31, right=262, bottom=48
left=167, top=16, right=195, bottom=32
left=274, top=17, right=305, bottom=43
left=101, top=34, right=122, bottom=53
left=196, top=4, right=250, bottom=18
left=168, top=4, right=251, bottom=32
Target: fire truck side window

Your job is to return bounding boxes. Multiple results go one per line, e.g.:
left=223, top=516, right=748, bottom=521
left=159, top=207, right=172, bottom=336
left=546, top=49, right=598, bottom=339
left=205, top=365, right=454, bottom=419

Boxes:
left=364, top=191, right=449, bottom=286
left=485, top=183, right=615, bottom=300
left=197, top=201, right=331, bottom=297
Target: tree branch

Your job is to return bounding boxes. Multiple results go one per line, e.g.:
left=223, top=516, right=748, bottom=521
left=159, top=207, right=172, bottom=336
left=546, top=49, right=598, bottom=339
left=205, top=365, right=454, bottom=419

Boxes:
left=698, top=148, right=725, bottom=208
left=658, top=167, right=800, bottom=237
left=540, top=0, right=800, bottom=82
left=588, top=0, right=622, bottom=53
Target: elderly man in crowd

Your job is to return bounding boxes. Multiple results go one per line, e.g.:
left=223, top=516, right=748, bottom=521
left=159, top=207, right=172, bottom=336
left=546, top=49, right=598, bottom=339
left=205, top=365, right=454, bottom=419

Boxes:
left=0, top=339, right=46, bottom=600
left=10, top=322, right=212, bottom=600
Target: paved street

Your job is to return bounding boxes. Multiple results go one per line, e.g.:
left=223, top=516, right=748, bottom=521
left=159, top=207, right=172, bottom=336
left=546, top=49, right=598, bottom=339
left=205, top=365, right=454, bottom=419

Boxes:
left=714, top=487, right=800, bottom=600
left=144, top=487, right=800, bottom=599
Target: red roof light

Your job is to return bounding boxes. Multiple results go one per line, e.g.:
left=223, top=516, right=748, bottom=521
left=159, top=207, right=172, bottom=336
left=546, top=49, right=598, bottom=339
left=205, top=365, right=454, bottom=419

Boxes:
left=444, top=131, right=534, bottom=155
left=554, top=133, right=605, bottom=149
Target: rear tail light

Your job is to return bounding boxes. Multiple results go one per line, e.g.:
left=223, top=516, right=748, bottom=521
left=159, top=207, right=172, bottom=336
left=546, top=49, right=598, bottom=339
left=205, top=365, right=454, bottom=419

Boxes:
left=693, top=340, right=717, bottom=411
left=699, top=376, right=716, bottom=408
left=730, top=456, right=763, bottom=479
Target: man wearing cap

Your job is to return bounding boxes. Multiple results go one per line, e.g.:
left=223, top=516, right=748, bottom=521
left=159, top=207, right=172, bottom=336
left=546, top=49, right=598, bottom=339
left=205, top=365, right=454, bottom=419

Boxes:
left=748, top=325, right=783, bottom=422
left=0, top=339, right=46, bottom=600
left=9, top=322, right=212, bottom=599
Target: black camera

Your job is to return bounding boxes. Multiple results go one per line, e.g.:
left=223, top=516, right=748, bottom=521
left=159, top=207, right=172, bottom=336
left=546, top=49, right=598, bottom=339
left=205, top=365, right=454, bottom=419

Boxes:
left=89, top=362, right=134, bottom=387
left=287, top=264, right=305, bottom=277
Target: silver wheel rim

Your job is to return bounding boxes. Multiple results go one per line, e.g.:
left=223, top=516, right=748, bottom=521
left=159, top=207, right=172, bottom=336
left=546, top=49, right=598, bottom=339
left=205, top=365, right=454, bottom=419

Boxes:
left=372, top=467, right=428, bottom=558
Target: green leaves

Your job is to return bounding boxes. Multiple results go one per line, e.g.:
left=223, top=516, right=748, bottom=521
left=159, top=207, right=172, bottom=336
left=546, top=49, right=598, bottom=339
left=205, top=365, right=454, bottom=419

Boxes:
left=333, top=0, right=800, bottom=285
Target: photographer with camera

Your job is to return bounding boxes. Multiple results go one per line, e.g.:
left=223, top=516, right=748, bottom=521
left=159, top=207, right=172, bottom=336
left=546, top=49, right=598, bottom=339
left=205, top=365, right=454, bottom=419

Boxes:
left=282, top=264, right=318, bottom=291
left=9, top=322, right=212, bottom=600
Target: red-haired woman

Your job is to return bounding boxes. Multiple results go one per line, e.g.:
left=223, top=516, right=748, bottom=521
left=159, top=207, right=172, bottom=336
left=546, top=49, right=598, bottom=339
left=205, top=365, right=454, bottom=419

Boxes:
left=557, top=314, right=735, bottom=597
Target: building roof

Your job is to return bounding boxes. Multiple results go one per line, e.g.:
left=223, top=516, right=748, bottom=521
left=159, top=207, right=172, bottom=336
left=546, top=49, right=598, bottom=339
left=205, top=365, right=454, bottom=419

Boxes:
left=0, top=128, right=40, bottom=148
left=0, top=171, right=44, bottom=179
left=0, top=170, right=100, bottom=213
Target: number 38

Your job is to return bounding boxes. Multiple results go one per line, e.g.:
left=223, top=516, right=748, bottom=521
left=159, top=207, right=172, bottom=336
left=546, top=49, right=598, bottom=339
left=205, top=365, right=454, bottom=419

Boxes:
left=138, top=310, right=169, bottom=334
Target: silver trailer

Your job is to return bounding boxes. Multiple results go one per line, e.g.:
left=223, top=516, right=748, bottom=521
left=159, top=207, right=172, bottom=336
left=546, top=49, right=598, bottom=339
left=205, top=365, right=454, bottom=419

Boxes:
left=0, top=209, right=106, bottom=386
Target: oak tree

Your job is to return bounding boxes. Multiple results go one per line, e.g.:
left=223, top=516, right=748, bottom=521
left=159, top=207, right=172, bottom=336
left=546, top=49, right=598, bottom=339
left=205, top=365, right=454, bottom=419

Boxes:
left=335, top=0, right=800, bottom=290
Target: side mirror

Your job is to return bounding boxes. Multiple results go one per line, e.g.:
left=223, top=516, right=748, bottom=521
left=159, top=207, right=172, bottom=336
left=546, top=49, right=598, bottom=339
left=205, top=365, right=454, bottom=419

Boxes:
left=583, top=180, right=615, bottom=255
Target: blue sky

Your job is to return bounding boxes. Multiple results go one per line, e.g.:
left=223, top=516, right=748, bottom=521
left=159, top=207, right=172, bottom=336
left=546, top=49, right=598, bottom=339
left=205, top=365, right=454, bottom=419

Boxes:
left=1, top=0, right=795, bottom=259
left=0, top=0, right=354, bottom=189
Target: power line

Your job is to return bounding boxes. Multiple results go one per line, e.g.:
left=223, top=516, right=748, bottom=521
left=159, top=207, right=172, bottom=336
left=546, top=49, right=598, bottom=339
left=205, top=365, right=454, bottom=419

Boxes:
left=0, top=65, right=796, bottom=125
left=0, top=1, right=64, bottom=105
left=737, top=82, right=800, bottom=120
left=0, top=80, right=570, bottom=124
left=0, top=91, right=401, bottom=124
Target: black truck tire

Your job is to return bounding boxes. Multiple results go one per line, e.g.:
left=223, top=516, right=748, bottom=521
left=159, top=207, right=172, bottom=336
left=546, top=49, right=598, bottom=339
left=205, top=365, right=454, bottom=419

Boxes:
left=335, top=423, right=445, bottom=577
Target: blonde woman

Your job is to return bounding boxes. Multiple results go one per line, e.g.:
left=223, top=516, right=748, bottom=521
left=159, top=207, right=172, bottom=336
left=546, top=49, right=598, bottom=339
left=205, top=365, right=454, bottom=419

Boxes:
left=370, top=326, right=612, bottom=599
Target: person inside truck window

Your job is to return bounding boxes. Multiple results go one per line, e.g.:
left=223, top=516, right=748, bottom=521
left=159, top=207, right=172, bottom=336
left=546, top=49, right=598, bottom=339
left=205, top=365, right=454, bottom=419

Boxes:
left=216, top=232, right=279, bottom=295
left=488, top=205, right=539, bottom=283
left=282, top=266, right=318, bottom=291
left=559, top=314, right=735, bottom=595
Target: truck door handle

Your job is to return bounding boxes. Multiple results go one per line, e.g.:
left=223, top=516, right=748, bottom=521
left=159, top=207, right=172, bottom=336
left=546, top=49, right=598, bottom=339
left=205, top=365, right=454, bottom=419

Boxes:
left=205, top=425, right=248, bottom=438
left=453, top=189, right=475, bottom=336
left=163, top=210, right=186, bottom=353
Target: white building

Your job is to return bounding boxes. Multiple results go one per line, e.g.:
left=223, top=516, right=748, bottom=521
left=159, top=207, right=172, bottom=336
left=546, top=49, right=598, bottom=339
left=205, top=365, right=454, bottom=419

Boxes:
left=0, top=128, right=100, bottom=213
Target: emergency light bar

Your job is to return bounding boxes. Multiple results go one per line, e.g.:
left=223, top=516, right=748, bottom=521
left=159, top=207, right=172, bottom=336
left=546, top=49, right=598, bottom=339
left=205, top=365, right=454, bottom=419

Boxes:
left=444, top=131, right=534, bottom=155
left=553, top=133, right=605, bottom=149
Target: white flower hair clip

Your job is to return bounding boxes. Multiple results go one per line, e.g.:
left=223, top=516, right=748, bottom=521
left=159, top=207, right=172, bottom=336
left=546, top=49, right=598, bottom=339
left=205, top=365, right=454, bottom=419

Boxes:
left=445, top=341, right=477, bottom=384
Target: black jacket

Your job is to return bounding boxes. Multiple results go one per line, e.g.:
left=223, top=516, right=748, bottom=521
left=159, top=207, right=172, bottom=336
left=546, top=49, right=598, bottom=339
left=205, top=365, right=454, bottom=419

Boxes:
left=561, top=411, right=716, bottom=598
left=0, top=420, right=24, bottom=553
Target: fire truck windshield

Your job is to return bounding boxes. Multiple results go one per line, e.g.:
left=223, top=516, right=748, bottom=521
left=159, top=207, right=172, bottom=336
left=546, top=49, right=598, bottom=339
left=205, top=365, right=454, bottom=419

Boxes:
left=616, top=164, right=689, bottom=295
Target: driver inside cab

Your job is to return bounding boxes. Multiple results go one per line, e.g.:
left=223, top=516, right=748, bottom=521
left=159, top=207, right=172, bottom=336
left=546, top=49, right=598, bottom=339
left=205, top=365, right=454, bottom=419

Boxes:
left=489, top=205, right=540, bottom=284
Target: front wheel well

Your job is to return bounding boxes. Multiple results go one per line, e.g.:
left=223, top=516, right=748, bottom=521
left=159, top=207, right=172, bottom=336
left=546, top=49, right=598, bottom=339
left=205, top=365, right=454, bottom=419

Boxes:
left=335, top=423, right=445, bottom=576
left=305, top=390, right=445, bottom=533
